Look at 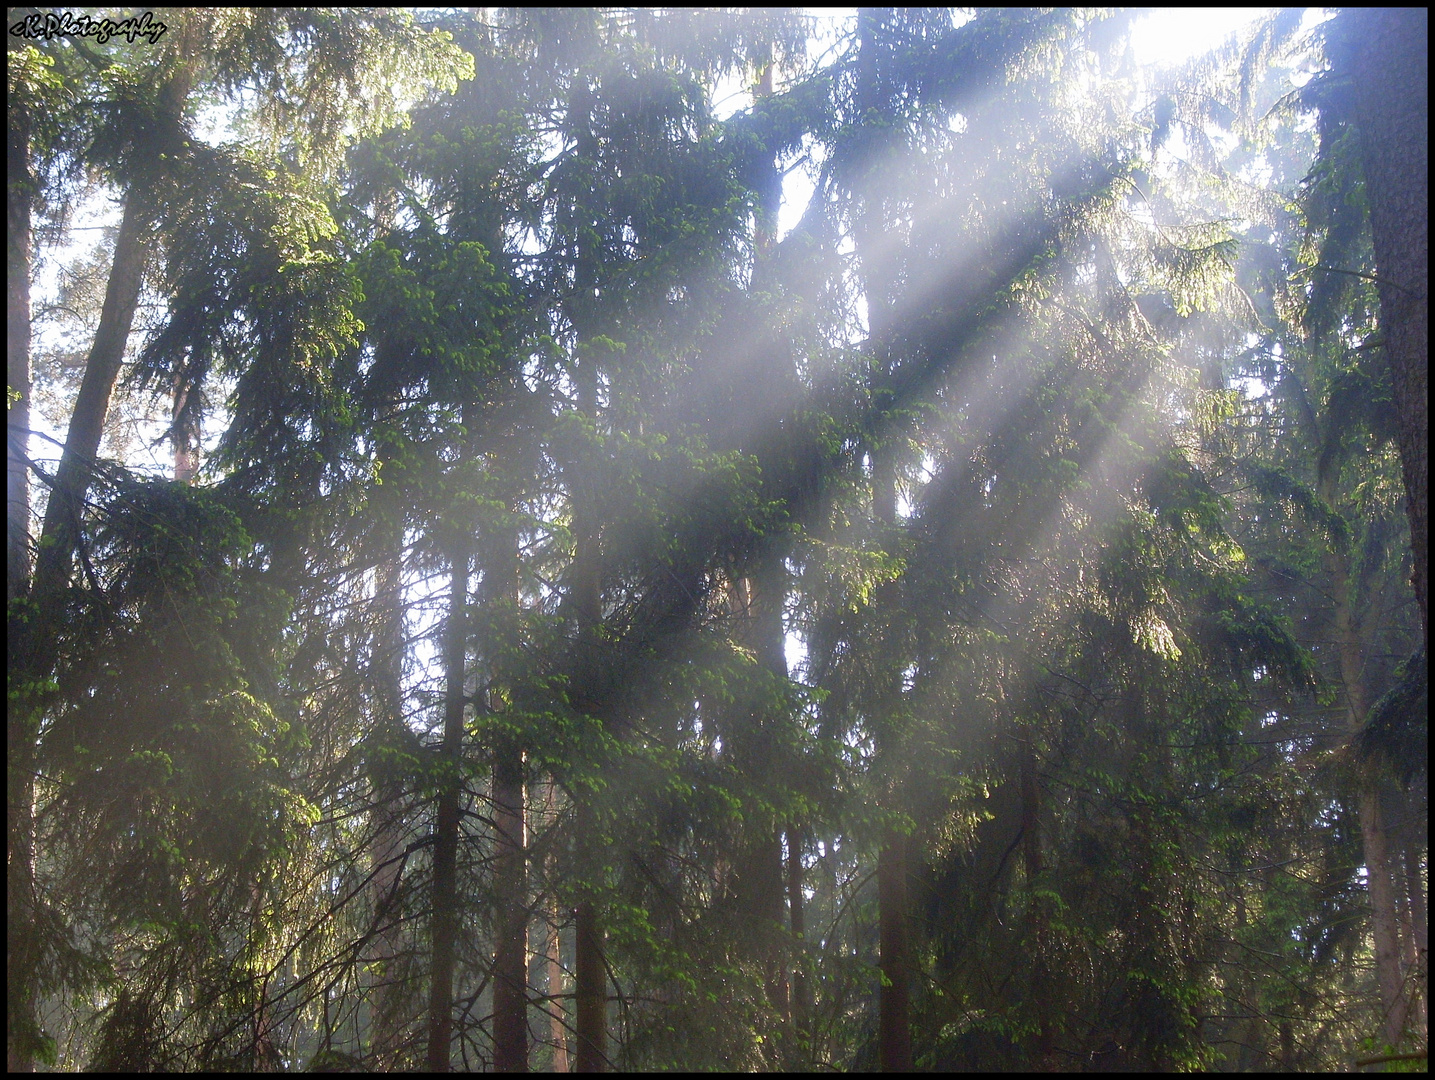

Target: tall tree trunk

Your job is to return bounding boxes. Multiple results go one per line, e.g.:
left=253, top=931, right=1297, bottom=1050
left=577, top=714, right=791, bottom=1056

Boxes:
left=571, top=441, right=606, bottom=1072
left=1328, top=543, right=1408, bottom=1047
left=492, top=747, right=528, bottom=1072
left=725, top=564, right=791, bottom=1030
left=425, top=547, right=471, bottom=1071
left=854, top=14, right=912, bottom=1068
left=873, top=443, right=911, bottom=1075
left=8, top=35, right=198, bottom=1061
left=27, top=19, right=199, bottom=623
left=570, top=325, right=607, bottom=1075
left=9, top=55, right=200, bottom=1069
left=1022, top=736, right=1055, bottom=1069
left=743, top=46, right=792, bottom=1031
left=367, top=500, right=410, bottom=1067
left=569, top=78, right=608, bottom=1069
left=7, top=86, right=32, bottom=602
left=573, top=899, right=605, bottom=1073
left=489, top=517, right=528, bottom=1073
left=6, top=77, right=38, bottom=1075
left=787, top=824, right=808, bottom=1030
left=28, top=191, right=148, bottom=614
left=1396, top=784, right=1428, bottom=1039
left=1344, top=7, right=1429, bottom=647
left=171, top=368, right=199, bottom=482
left=545, top=782, right=569, bottom=1073
left=1357, top=777, right=1408, bottom=1048
left=877, top=826, right=911, bottom=1073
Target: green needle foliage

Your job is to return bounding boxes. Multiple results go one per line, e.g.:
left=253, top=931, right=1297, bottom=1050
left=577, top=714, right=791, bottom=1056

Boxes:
left=8, top=7, right=1426, bottom=1072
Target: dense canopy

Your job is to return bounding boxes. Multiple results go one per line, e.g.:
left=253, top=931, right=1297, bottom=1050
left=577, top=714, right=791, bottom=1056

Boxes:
left=7, top=6, right=1427, bottom=1072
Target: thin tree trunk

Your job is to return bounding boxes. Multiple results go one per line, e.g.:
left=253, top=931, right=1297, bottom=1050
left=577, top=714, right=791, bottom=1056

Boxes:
left=29, top=191, right=148, bottom=611
left=728, top=40, right=794, bottom=1038
left=484, top=503, right=529, bottom=1072
left=546, top=783, right=569, bottom=1073
left=7, top=87, right=32, bottom=601
left=7, top=143, right=151, bottom=1080
left=367, top=502, right=410, bottom=1067
left=570, top=345, right=607, bottom=1073
left=1344, top=7, right=1429, bottom=647
left=28, top=17, right=199, bottom=622
left=5, top=124, right=37, bottom=1049
left=492, top=748, right=528, bottom=1071
left=1397, top=787, right=1428, bottom=1039
left=8, top=61, right=198, bottom=1068
left=1022, top=737, right=1055, bottom=1069
left=872, top=444, right=911, bottom=1075
left=570, top=383, right=606, bottom=1074
left=426, top=548, right=470, bottom=1072
left=569, top=83, right=608, bottom=1066
left=5, top=97, right=37, bottom=1068
left=570, top=483, right=606, bottom=1074
left=854, top=12, right=913, bottom=1068
left=787, top=824, right=808, bottom=1038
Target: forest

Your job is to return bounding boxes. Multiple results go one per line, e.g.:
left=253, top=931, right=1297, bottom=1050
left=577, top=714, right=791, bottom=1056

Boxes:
left=5, top=6, right=1428, bottom=1073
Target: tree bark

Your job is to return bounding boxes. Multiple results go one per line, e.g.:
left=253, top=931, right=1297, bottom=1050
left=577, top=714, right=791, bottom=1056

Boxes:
left=1345, top=7, right=1429, bottom=647
left=1328, top=540, right=1408, bottom=1047
left=492, top=748, right=528, bottom=1071
left=6, top=88, right=38, bottom=1071
left=9, top=70, right=200, bottom=1070
left=877, top=827, right=912, bottom=1073
left=545, top=782, right=569, bottom=1073
left=569, top=82, right=607, bottom=1067
left=1358, top=776, right=1408, bottom=1048
left=7, top=85, right=32, bottom=601
left=855, top=13, right=913, bottom=1068
left=425, top=549, right=470, bottom=1072
left=1397, top=785, right=1428, bottom=1039
left=570, top=344, right=606, bottom=1073
left=485, top=506, right=529, bottom=1072
left=171, top=368, right=200, bottom=482
left=367, top=491, right=411, bottom=1068
left=1022, top=737, right=1055, bottom=1069
left=573, top=900, right=605, bottom=1072
left=787, top=824, right=808, bottom=1039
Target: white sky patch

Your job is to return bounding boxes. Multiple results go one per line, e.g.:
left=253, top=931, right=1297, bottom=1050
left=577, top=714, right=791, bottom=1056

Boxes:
left=1127, top=8, right=1272, bottom=70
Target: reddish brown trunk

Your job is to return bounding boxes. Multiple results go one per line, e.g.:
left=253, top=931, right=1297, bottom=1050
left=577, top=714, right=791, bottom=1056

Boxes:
left=573, top=899, right=605, bottom=1072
